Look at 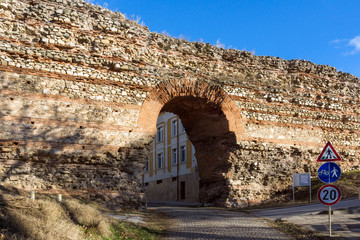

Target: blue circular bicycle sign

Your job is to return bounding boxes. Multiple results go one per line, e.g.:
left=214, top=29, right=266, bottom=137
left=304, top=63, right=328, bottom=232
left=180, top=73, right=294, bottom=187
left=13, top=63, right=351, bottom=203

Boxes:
left=317, top=162, right=341, bottom=183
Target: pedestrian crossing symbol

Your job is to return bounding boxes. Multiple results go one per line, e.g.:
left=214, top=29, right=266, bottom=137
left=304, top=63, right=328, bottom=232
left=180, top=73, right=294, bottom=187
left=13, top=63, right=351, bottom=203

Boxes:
left=317, top=142, right=341, bottom=162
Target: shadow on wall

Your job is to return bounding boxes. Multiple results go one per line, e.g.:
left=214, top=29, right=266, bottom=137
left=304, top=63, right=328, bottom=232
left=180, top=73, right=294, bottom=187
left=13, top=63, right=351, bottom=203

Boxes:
left=0, top=79, right=147, bottom=210
left=160, top=96, right=239, bottom=205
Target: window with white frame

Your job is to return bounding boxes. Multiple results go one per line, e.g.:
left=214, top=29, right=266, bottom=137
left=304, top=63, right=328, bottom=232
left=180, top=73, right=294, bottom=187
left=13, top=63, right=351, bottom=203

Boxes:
left=145, top=156, right=149, bottom=172
left=180, top=145, right=186, bottom=163
left=172, top=148, right=177, bottom=165
left=171, top=119, right=177, bottom=137
left=157, top=152, right=164, bottom=169
left=157, top=126, right=164, bottom=142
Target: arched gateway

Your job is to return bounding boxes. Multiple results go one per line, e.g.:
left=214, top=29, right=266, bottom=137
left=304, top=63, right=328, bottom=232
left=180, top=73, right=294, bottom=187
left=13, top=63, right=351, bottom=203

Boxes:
left=0, top=0, right=359, bottom=209
left=138, top=79, right=244, bottom=205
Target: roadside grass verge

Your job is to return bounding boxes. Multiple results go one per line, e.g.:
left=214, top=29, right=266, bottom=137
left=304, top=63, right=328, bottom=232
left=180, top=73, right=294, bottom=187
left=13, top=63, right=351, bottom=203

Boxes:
left=0, top=185, right=165, bottom=240
left=266, top=218, right=348, bottom=240
left=267, top=218, right=324, bottom=240
left=96, top=209, right=168, bottom=240
left=106, top=222, right=163, bottom=240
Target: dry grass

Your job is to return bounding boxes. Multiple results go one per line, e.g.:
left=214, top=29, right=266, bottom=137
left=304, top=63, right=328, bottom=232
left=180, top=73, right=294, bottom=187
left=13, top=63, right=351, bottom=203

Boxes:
left=62, top=199, right=112, bottom=237
left=267, top=218, right=326, bottom=240
left=9, top=201, right=84, bottom=240
left=0, top=185, right=110, bottom=239
left=1, top=195, right=84, bottom=240
left=0, top=185, right=164, bottom=240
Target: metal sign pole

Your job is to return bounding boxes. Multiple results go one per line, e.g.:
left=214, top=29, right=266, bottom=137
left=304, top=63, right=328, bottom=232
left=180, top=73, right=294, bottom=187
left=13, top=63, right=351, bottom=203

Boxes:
left=293, top=180, right=295, bottom=203
left=329, top=205, right=332, bottom=237
left=309, top=181, right=311, bottom=203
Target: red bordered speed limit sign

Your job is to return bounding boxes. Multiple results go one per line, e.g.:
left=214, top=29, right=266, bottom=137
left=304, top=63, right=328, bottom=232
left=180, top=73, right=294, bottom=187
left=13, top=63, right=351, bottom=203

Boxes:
left=317, top=184, right=341, bottom=206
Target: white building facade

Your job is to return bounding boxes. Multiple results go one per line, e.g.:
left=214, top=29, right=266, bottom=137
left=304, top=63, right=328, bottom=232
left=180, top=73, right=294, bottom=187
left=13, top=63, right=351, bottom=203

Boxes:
left=142, top=112, right=199, bottom=202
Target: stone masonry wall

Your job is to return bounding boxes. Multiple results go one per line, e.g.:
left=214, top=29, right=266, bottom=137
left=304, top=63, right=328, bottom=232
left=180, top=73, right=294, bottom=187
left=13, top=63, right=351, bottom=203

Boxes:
left=0, top=0, right=359, bottom=207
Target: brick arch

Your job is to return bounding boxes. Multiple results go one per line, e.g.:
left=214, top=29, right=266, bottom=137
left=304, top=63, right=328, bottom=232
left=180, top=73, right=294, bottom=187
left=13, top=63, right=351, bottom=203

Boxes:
left=137, top=79, right=244, bottom=136
left=137, top=79, right=244, bottom=205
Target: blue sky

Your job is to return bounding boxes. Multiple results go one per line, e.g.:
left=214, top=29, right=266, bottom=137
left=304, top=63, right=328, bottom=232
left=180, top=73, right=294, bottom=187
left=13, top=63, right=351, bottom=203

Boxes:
left=90, top=0, right=360, bottom=77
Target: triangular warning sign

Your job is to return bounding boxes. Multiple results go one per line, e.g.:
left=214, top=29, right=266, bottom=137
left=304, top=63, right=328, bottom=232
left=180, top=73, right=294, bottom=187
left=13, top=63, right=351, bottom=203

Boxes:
left=317, top=142, right=341, bottom=162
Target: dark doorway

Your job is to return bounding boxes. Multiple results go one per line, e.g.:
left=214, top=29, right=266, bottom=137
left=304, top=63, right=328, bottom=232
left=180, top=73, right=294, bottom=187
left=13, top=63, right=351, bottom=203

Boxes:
left=180, top=181, right=185, bottom=200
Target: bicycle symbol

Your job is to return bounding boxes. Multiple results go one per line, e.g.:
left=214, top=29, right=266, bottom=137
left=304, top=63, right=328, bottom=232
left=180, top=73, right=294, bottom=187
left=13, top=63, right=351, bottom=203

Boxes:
left=318, top=169, right=329, bottom=176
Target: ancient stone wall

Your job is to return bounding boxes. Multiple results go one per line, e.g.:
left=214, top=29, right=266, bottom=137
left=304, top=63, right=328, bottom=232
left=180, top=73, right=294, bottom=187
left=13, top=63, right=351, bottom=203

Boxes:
left=0, top=0, right=359, bottom=208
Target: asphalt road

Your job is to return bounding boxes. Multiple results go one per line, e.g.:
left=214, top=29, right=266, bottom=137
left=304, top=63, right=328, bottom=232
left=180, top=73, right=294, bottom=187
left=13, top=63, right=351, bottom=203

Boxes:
left=148, top=199, right=360, bottom=239
left=152, top=206, right=291, bottom=240
left=251, top=198, right=360, bottom=220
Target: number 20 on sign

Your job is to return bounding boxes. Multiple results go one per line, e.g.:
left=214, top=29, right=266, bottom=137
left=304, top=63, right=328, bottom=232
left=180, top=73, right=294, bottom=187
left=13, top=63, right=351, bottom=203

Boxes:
left=317, top=184, right=341, bottom=206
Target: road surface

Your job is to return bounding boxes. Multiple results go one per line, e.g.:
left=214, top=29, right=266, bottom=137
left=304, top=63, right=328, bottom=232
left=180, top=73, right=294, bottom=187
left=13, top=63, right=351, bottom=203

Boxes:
left=252, top=198, right=360, bottom=220
left=152, top=206, right=291, bottom=240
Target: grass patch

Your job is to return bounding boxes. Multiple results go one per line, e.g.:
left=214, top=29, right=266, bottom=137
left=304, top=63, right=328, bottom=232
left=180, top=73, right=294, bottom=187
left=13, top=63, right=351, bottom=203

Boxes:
left=1, top=192, right=85, bottom=240
left=0, top=185, right=165, bottom=240
left=267, top=218, right=349, bottom=240
left=63, top=199, right=112, bottom=237
left=267, top=218, right=326, bottom=240
left=107, top=222, right=163, bottom=240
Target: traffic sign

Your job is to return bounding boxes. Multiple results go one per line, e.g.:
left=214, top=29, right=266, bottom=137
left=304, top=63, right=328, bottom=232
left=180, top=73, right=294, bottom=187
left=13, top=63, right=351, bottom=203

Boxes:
left=317, top=162, right=341, bottom=183
left=317, top=142, right=341, bottom=162
left=317, top=184, right=341, bottom=206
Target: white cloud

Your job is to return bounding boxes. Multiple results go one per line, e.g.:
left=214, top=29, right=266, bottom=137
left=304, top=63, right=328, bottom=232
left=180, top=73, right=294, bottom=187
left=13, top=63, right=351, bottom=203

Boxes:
left=329, top=38, right=348, bottom=46
left=349, top=35, right=360, bottom=54
left=329, top=35, right=360, bottom=55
